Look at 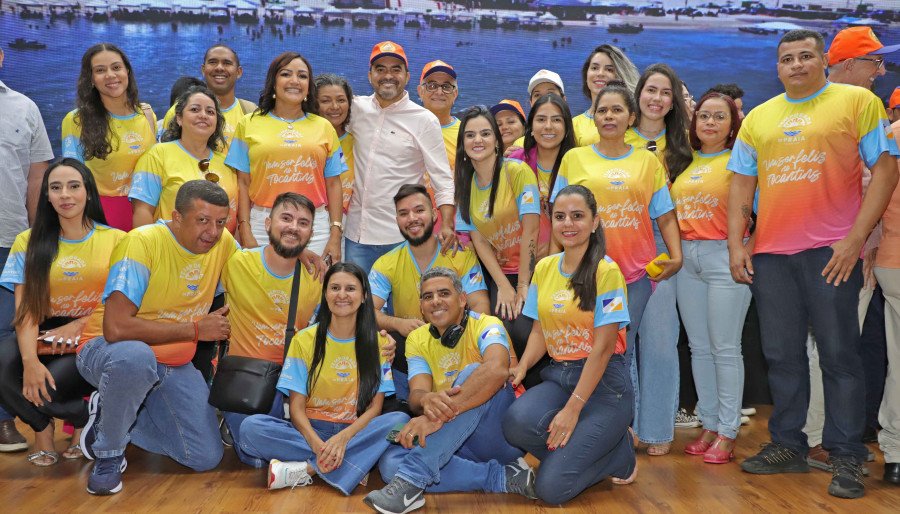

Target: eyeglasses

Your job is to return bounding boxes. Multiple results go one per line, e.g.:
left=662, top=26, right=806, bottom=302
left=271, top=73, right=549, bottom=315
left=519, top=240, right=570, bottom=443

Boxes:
left=696, top=111, right=729, bottom=123
left=646, top=140, right=657, bottom=152
left=199, top=159, right=219, bottom=183
left=423, top=82, right=456, bottom=94
left=855, top=56, right=885, bottom=69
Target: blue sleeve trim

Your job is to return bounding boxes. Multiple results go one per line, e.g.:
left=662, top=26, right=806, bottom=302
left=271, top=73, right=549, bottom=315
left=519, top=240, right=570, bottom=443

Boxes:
left=455, top=210, right=473, bottom=233
left=276, top=356, right=309, bottom=397
left=517, top=183, right=542, bottom=217
left=378, top=361, right=395, bottom=395
left=103, top=258, right=150, bottom=308
left=461, top=264, right=487, bottom=294
left=523, top=283, right=538, bottom=320
left=323, top=149, right=345, bottom=178
left=224, top=137, right=251, bottom=174
left=859, top=121, right=899, bottom=168
left=477, top=323, right=510, bottom=354
left=61, top=135, right=85, bottom=162
left=594, top=288, right=630, bottom=329
left=407, top=356, right=432, bottom=379
left=0, top=251, right=26, bottom=291
left=648, top=186, right=675, bottom=219
left=369, top=268, right=392, bottom=301
left=549, top=174, right=569, bottom=203
left=728, top=139, right=758, bottom=176
left=128, top=171, right=162, bottom=206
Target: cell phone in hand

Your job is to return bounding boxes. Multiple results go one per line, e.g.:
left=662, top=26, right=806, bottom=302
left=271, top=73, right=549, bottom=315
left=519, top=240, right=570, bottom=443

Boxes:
left=386, top=422, right=418, bottom=445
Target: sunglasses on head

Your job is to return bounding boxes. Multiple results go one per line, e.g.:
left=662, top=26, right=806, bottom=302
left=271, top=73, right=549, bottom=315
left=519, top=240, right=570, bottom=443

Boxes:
left=199, top=159, right=219, bottom=183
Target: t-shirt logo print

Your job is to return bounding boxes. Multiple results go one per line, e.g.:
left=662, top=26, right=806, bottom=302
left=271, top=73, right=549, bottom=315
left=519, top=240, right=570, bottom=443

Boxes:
left=551, top=289, right=572, bottom=313
left=179, top=263, right=203, bottom=296
left=332, top=355, right=356, bottom=382
left=58, top=256, right=86, bottom=279
left=279, top=128, right=303, bottom=147
left=778, top=113, right=811, bottom=140
left=606, top=168, right=630, bottom=190
left=122, top=131, right=144, bottom=154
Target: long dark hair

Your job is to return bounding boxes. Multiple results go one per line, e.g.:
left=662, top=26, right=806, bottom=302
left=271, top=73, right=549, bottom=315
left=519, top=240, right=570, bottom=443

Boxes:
left=523, top=93, right=576, bottom=196
left=307, top=263, right=381, bottom=417
left=257, top=52, right=318, bottom=117
left=15, top=159, right=106, bottom=327
left=581, top=44, right=639, bottom=101
left=161, top=86, right=227, bottom=152
left=553, top=185, right=606, bottom=312
left=454, top=106, right=504, bottom=224
left=633, top=64, right=693, bottom=180
left=314, top=73, right=354, bottom=133
left=75, top=43, right=141, bottom=160
left=689, top=93, right=742, bottom=151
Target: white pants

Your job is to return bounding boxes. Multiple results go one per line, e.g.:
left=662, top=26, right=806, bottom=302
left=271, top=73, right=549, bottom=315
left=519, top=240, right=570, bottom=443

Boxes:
left=249, top=204, right=330, bottom=256
left=874, top=267, right=900, bottom=463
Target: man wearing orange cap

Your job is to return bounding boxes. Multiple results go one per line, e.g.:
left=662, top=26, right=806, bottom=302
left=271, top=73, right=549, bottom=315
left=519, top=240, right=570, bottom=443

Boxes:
left=826, top=26, right=897, bottom=90
left=727, top=29, right=899, bottom=499
left=345, top=42, right=457, bottom=275
left=888, top=88, right=900, bottom=124
left=417, top=60, right=460, bottom=169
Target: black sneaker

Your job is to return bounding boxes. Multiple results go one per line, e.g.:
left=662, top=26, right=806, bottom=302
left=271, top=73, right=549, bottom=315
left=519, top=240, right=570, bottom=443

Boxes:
left=741, top=442, right=809, bottom=474
left=80, top=391, right=100, bottom=461
left=504, top=457, right=537, bottom=499
left=828, top=457, right=865, bottom=499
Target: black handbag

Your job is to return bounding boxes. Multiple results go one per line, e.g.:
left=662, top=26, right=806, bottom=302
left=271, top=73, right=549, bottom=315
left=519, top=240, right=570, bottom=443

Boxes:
left=208, top=260, right=302, bottom=415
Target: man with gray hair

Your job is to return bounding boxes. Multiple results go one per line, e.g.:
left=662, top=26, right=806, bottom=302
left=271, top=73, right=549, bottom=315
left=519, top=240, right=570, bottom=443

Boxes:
left=364, top=267, right=534, bottom=513
left=77, top=180, right=238, bottom=496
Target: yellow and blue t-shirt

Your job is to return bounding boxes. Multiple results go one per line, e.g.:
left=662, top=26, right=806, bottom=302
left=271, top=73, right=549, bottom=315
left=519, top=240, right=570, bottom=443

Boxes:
left=129, top=141, right=238, bottom=232
left=442, top=117, right=460, bottom=170
left=0, top=224, right=125, bottom=342
left=552, top=145, right=674, bottom=283
left=728, top=82, right=899, bottom=255
left=406, top=311, right=509, bottom=393
left=160, top=98, right=249, bottom=149
left=573, top=111, right=600, bottom=147
left=102, top=221, right=238, bottom=366
left=455, top=158, right=541, bottom=275
left=524, top=253, right=629, bottom=360
left=222, top=246, right=322, bottom=365
left=339, top=132, right=355, bottom=213
left=625, top=127, right=668, bottom=156
left=61, top=108, right=157, bottom=197
left=277, top=324, right=394, bottom=423
left=369, top=241, right=486, bottom=321
left=224, top=112, right=345, bottom=209
left=671, top=150, right=734, bottom=241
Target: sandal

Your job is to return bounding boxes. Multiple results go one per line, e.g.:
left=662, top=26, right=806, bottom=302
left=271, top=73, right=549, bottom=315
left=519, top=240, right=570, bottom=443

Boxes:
left=647, top=442, right=672, bottom=456
left=62, top=443, right=84, bottom=460
left=27, top=450, right=59, bottom=467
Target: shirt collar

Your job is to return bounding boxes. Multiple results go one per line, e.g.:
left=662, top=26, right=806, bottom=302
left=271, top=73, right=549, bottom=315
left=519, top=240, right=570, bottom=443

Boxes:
left=370, top=90, right=410, bottom=111
left=0, top=80, right=8, bottom=93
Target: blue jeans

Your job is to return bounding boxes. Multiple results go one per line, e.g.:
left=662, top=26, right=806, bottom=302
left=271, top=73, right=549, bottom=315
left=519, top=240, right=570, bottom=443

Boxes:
left=76, top=337, right=223, bottom=470
left=378, top=363, right=523, bottom=493
left=502, top=355, right=635, bottom=505
left=621, top=275, right=651, bottom=432
left=344, top=238, right=401, bottom=276
left=223, top=391, right=284, bottom=467
left=751, top=248, right=866, bottom=461
left=240, top=410, right=409, bottom=495
left=677, top=240, right=751, bottom=439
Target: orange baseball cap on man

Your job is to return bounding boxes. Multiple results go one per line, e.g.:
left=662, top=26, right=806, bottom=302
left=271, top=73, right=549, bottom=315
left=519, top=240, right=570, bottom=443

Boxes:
left=827, top=26, right=900, bottom=66
left=890, top=87, right=900, bottom=110
left=370, top=41, right=408, bottom=67
left=420, top=60, right=456, bottom=82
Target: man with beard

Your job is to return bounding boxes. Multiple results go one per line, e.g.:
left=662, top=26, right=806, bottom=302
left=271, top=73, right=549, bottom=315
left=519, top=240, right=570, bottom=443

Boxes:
left=345, top=41, right=457, bottom=275
left=218, top=192, right=322, bottom=462
left=369, top=185, right=489, bottom=400
left=160, top=44, right=255, bottom=148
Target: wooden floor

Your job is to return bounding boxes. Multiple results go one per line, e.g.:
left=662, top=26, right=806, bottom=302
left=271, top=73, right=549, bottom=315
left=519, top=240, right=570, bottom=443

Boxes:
left=0, top=406, right=897, bottom=513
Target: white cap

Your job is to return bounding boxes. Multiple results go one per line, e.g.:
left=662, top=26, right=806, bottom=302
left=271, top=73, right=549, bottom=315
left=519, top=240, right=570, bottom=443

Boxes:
left=527, top=69, right=565, bottom=96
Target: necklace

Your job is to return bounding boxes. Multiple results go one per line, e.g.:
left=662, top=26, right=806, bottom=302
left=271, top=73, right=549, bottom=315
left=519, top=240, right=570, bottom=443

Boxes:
left=271, top=112, right=303, bottom=130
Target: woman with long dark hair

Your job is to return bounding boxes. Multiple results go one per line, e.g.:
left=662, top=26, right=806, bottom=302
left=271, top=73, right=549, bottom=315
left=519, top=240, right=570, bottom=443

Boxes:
left=61, top=43, right=156, bottom=232
left=226, top=52, right=345, bottom=264
left=674, top=93, right=750, bottom=464
left=509, top=93, right=577, bottom=257
left=314, top=73, right=354, bottom=213
left=629, top=64, right=693, bottom=456
left=504, top=185, right=636, bottom=504
left=0, top=158, right=124, bottom=466
left=454, top=106, right=540, bottom=383
left=551, top=81, right=682, bottom=456
left=130, top=86, right=237, bottom=232
left=575, top=44, right=640, bottom=147
left=239, top=263, right=408, bottom=493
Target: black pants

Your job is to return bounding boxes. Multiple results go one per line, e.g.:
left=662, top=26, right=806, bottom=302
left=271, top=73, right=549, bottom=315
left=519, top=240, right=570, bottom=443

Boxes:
left=191, top=293, right=225, bottom=384
left=486, top=272, right=547, bottom=388
left=0, top=333, right=93, bottom=432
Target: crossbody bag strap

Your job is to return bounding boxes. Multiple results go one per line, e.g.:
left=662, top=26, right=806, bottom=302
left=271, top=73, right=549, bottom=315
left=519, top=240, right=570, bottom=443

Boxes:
left=282, top=260, right=303, bottom=362
left=139, top=102, right=156, bottom=140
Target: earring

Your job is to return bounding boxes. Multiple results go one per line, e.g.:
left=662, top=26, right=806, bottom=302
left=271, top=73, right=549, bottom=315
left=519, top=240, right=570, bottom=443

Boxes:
left=272, top=93, right=276, bottom=99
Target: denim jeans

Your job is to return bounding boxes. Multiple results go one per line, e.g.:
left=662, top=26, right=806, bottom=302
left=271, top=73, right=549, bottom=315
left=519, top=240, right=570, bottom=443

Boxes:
left=344, top=238, right=401, bottom=275
left=223, top=390, right=284, bottom=467
left=621, top=275, right=651, bottom=431
left=502, top=355, right=635, bottom=505
left=676, top=239, right=751, bottom=439
left=751, top=248, right=866, bottom=461
left=378, top=363, right=523, bottom=493
left=76, top=337, right=224, bottom=470
left=240, top=410, right=410, bottom=495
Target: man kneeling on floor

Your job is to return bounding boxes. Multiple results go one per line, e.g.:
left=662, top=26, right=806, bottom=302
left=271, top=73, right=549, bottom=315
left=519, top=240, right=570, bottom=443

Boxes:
left=77, top=180, right=238, bottom=495
left=364, top=267, right=535, bottom=513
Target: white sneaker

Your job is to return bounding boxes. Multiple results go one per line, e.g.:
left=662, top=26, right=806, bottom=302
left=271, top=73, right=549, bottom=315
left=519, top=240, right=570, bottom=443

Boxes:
left=268, top=459, right=313, bottom=490
left=741, top=415, right=751, bottom=425
left=741, top=407, right=757, bottom=416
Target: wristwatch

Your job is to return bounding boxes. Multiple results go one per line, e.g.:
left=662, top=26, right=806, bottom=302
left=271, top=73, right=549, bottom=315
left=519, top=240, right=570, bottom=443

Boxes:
left=331, top=220, right=344, bottom=232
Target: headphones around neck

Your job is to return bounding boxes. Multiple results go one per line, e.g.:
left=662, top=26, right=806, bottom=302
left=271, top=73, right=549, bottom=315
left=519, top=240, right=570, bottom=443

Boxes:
left=429, top=308, right=470, bottom=349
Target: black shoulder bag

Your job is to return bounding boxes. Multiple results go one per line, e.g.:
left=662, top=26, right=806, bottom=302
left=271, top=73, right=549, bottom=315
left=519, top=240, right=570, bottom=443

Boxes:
left=208, top=260, right=303, bottom=415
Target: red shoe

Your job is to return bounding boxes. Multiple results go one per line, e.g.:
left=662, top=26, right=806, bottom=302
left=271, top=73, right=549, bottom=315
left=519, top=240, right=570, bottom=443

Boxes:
left=684, top=429, right=717, bottom=456
left=703, top=435, right=735, bottom=464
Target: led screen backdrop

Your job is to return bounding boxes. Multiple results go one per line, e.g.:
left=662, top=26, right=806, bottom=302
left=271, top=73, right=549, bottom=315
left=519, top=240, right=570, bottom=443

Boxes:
left=0, top=0, right=898, bottom=151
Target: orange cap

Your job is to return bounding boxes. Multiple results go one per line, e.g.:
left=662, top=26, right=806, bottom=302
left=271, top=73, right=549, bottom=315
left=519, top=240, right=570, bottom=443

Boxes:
left=827, top=26, right=900, bottom=66
left=420, top=60, right=456, bottom=82
left=490, top=99, right=526, bottom=120
left=890, top=87, right=900, bottom=110
left=370, top=41, right=408, bottom=67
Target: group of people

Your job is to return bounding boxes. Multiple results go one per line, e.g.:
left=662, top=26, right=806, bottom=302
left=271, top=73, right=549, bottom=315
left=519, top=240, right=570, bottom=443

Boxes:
left=0, top=23, right=898, bottom=512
